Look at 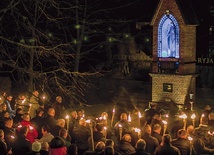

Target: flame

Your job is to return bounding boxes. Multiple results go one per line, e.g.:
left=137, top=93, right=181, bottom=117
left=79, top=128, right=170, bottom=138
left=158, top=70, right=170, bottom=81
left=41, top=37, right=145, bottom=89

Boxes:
left=103, top=115, right=107, bottom=120
left=22, top=98, right=26, bottom=104
left=65, top=115, right=69, bottom=119
left=208, top=131, right=214, bottom=136
left=112, top=108, right=115, bottom=113
left=104, top=126, right=107, bottom=130
left=179, top=113, right=187, bottom=119
left=162, top=120, right=168, bottom=125
left=188, top=136, right=193, bottom=141
left=138, top=111, right=142, bottom=118
left=128, top=114, right=131, bottom=122
left=191, top=113, right=196, bottom=119
left=134, top=128, right=141, bottom=133
left=86, top=119, right=91, bottom=123
left=118, top=124, right=122, bottom=128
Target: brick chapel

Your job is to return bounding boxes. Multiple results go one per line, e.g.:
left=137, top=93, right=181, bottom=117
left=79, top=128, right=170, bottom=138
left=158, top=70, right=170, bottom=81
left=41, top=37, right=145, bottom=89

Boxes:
left=149, top=0, right=199, bottom=107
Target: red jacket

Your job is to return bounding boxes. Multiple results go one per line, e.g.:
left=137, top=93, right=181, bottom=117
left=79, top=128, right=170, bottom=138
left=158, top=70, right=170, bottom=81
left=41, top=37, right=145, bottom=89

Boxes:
left=17, top=120, right=38, bottom=143
left=49, top=146, right=67, bottom=155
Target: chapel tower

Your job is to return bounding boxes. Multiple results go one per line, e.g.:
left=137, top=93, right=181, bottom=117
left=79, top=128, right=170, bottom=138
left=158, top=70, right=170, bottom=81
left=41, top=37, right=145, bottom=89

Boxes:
left=149, top=0, right=199, bottom=106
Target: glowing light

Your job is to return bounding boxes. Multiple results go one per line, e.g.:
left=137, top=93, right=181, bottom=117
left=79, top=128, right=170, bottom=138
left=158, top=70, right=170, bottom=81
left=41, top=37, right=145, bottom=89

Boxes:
left=22, top=98, right=26, bottom=104
left=73, top=39, right=77, bottom=44
left=138, top=111, right=142, bottom=118
left=134, top=128, right=141, bottom=133
left=208, top=131, right=214, bottom=136
left=65, top=115, right=69, bottom=119
left=75, top=25, right=81, bottom=29
left=124, top=34, right=129, bottom=38
left=83, top=36, right=88, bottom=41
left=179, top=113, right=187, bottom=119
left=118, top=124, right=122, bottom=128
left=162, top=120, right=168, bottom=125
left=191, top=113, right=196, bottom=119
left=29, top=126, right=34, bottom=130
left=112, top=108, right=115, bottom=113
left=86, top=119, right=91, bottom=124
left=188, top=136, right=193, bottom=141
left=42, top=95, right=46, bottom=100
left=128, top=114, right=131, bottom=122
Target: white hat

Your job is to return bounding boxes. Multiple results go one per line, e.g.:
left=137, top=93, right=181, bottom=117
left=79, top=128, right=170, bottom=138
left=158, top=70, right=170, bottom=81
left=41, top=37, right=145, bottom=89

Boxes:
left=32, top=141, right=41, bottom=152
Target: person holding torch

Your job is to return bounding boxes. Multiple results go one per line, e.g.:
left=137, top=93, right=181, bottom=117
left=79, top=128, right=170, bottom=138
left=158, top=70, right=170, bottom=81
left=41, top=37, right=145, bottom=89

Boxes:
left=114, top=113, right=132, bottom=144
left=187, top=125, right=214, bottom=155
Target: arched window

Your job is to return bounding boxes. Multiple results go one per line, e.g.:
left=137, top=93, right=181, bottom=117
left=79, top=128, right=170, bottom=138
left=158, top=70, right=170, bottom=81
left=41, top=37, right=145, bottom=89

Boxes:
left=158, top=14, right=179, bottom=58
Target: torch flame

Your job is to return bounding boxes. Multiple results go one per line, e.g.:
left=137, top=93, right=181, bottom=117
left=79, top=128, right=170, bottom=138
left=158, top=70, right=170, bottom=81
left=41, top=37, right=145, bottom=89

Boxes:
left=188, top=136, right=193, bottom=141
left=191, top=113, right=196, bottom=119
left=22, top=98, right=26, bottom=104
left=138, top=111, right=142, bottom=118
left=134, top=128, right=141, bottom=133
left=179, top=113, right=187, bottom=119
left=65, top=115, right=69, bottom=119
left=18, top=125, right=22, bottom=128
left=86, top=119, right=91, bottom=123
left=162, top=120, right=168, bottom=125
left=128, top=114, right=131, bottom=122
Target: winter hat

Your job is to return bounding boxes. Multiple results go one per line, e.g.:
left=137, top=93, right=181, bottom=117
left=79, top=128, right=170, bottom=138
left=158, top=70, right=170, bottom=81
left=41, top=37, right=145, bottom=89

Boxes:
left=32, top=141, right=41, bottom=152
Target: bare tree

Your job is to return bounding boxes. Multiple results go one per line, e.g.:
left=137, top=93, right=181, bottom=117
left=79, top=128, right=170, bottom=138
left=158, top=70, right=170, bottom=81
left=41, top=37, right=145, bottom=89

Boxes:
left=0, top=0, right=141, bottom=104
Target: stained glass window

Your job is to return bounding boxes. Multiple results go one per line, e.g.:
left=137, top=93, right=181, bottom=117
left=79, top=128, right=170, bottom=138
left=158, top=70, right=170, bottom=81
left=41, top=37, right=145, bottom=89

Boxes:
left=158, top=14, right=179, bottom=58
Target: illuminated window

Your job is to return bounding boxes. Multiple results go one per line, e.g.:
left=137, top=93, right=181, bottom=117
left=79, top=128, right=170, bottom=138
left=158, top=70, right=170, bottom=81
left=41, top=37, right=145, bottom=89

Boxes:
left=158, top=14, right=179, bottom=58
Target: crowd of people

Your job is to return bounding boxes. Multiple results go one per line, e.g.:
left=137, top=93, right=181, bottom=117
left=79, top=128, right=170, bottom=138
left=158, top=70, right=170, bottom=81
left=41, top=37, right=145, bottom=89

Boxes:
left=0, top=91, right=214, bottom=155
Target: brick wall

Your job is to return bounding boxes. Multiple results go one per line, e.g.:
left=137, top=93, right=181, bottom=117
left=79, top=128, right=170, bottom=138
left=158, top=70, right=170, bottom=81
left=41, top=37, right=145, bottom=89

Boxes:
left=150, top=0, right=197, bottom=104
left=150, top=73, right=196, bottom=104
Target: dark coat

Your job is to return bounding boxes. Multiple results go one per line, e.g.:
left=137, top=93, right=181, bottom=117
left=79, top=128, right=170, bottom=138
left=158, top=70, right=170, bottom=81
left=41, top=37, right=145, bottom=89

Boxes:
left=141, top=133, right=159, bottom=155
left=3, top=126, right=15, bottom=149
left=134, top=149, right=151, bottom=155
left=151, top=131, right=162, bottom=144
left=0, top=139, right=7, bottom=155
left=154, top=144, right=181, bottom=155
left=11, top=134, right=32, bottom=155
left=72, top=125, right=90, bottom=150
left=31, top=115, right=44, bottom=139
left=43, top=115, right=56, bottom=129
left=150, top=119, right=165, bottom=135
left=118, top=140, right=136, bottom=155
left=52, top=102, right=65, bottom=119
left=171, top=138, right=192, bottom=155
left=51, top=125, right=64, bottom=137
left=189, top=134, right=214, bottom=155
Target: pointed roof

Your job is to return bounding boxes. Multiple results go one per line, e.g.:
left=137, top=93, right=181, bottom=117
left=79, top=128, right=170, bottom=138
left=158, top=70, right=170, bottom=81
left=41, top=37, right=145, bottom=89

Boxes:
left=150, top=0, right=199, bottom=26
